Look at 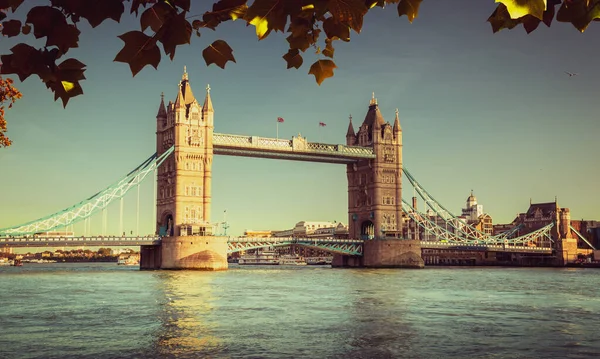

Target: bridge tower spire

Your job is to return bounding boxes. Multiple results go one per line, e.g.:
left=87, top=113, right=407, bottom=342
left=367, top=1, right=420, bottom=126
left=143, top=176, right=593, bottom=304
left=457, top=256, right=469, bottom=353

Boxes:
left=338, top=94, right=421, bottom=268
left=346, top=114, right=356, bottom=145
left=347, top=94, right=404, bottom=240
left=145, top=70, right=227, bottom=270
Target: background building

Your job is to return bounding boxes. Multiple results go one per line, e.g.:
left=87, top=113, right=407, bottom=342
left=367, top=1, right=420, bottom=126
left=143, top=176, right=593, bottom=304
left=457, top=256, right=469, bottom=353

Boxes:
left=461, top=191, right=493, bottom=235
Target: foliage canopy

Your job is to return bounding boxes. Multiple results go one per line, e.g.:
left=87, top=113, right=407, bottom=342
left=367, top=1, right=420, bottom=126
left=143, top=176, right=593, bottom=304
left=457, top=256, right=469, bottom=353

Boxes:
left=0, top=0, right=598, bottom=146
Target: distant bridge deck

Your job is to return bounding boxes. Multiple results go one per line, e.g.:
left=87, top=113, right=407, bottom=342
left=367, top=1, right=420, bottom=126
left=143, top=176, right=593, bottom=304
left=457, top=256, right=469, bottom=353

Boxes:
left=420, top=241, right=553, bottom=254
left=0, top=236, right=553, bottom=255
left=213, top=133, right=376, bottom=164
left=227, top=237, right=364, bottom=255
left=0, top=236, right=161, bottom=248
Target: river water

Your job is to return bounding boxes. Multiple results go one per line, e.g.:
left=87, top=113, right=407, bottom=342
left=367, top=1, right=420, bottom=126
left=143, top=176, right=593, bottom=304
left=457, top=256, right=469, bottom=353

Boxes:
left=0, top=263, right=599, bottom=359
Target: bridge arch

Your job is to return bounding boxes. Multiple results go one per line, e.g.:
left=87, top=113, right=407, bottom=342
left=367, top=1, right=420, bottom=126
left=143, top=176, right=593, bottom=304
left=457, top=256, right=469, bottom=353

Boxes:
left=361, top=220, right=375, bottom=240
left=159, top=211, right=174, bottom=237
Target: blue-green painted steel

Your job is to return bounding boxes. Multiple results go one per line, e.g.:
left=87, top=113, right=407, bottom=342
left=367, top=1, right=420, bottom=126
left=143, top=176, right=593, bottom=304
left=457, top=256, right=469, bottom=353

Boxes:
left=227, top=238, right=363, bottom=256
left=569, top=225, right=597, bottom=250
left=402, top=198, right=554, bottom=246
left=403, top=168, right=524, bottom=241
left=0, top=147, right=174, bottom=236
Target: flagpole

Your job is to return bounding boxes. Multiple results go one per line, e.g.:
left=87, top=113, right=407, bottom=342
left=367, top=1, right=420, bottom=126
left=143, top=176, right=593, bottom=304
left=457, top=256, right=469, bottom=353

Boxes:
left=276, top=121, right=279, bottom=140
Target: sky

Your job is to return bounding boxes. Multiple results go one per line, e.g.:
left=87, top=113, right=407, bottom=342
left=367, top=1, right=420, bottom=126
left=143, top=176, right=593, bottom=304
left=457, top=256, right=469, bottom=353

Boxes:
left=1, top=1, right=599, bottom=241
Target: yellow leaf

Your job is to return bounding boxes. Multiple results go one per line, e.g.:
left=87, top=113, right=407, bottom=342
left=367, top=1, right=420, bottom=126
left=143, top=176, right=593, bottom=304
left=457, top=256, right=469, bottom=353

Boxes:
left=301, top=4, right=314, bottom=11
left=61, top=81, right=75, bottom=92
left=249, top=16, right=269, bottom=39
left=496, top=0, right=547, bottom=20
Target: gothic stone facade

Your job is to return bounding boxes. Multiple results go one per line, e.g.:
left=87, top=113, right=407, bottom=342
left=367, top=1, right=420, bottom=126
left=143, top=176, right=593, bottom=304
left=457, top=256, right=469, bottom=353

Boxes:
left=346, top=95, right=403, bottom=239
left=155, top=69, right=214, bottom=237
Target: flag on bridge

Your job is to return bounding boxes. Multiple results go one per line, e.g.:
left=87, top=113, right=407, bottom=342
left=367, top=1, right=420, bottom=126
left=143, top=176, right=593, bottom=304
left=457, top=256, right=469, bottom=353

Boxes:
left=277, top=117, right=285, bottom=123
left=319, top=122, right=326, bottom=127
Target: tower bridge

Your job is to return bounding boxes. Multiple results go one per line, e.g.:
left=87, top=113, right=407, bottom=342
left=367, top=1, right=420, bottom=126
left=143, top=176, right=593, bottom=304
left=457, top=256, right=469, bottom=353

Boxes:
left=1, top=69, right=589, bottom=269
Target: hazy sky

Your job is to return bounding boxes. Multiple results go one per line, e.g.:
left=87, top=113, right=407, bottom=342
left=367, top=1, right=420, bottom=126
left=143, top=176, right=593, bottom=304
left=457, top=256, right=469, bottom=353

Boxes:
left=1, top=1, right=598, bottom=238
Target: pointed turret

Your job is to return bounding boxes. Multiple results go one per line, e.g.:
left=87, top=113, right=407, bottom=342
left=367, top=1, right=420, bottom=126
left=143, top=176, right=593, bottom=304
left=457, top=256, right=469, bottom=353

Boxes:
left=346, top=114, right=355, bottom=137
left=174, top=66, right=196, bottom=110
left=174, top=82, right=184, bottom=109
left=361, top=92, right=386, bottom=131
left=393, top=108, right=401, bottom=132
left=180, top=65, right=196, bottom=105
left=346, top=114, right=356, bottom=145
left=202, top=84, right=214, bottom=112
left=156, top=92, right=167, bottom=118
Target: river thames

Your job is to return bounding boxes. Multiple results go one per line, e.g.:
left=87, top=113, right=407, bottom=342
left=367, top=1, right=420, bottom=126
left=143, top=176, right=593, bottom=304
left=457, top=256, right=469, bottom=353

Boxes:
left=0, top=263, right=599, bottom=359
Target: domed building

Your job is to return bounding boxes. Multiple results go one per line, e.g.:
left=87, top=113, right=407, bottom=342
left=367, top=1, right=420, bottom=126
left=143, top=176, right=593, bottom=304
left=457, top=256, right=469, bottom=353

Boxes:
left=461, top=191, right=493, bottom=235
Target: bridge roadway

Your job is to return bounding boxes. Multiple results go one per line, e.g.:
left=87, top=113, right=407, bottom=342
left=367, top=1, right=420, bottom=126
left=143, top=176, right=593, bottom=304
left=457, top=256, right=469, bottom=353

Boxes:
left=0, top=236, right=553, bottom=255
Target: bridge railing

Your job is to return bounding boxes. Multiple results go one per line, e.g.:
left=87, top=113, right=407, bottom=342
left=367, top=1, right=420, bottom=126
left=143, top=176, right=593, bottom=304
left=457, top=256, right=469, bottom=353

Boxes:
left=227, top=237, right=364, bottom=244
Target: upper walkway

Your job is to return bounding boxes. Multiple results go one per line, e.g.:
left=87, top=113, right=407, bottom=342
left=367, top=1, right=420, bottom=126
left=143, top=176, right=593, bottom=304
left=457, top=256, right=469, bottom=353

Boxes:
left=213, top=133, right=376, bottom=164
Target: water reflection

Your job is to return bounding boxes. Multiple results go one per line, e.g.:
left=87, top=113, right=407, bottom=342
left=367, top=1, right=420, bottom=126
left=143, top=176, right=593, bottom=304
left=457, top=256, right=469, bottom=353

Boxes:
left=149, top=271, right=226, bottom=358
left=2, top=264, right=600, bottom=359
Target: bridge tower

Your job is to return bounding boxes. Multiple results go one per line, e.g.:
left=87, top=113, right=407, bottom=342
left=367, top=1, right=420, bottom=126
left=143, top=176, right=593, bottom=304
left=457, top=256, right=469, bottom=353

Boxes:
left=141, top=67, right=227, bottom=270
left=341, top=94, right=423, bottom=268
left=555, top=205, right=577, bottom=265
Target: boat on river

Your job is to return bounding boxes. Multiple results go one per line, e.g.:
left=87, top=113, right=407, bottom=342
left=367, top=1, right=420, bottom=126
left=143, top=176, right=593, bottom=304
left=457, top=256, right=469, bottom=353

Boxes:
left=238, top=250, right=279, bottom=265
left=279, top=254, right=307, bottom=266
left=305, top=257, right=333, bottom=265
left=117, top=255, right=140, bottom=266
